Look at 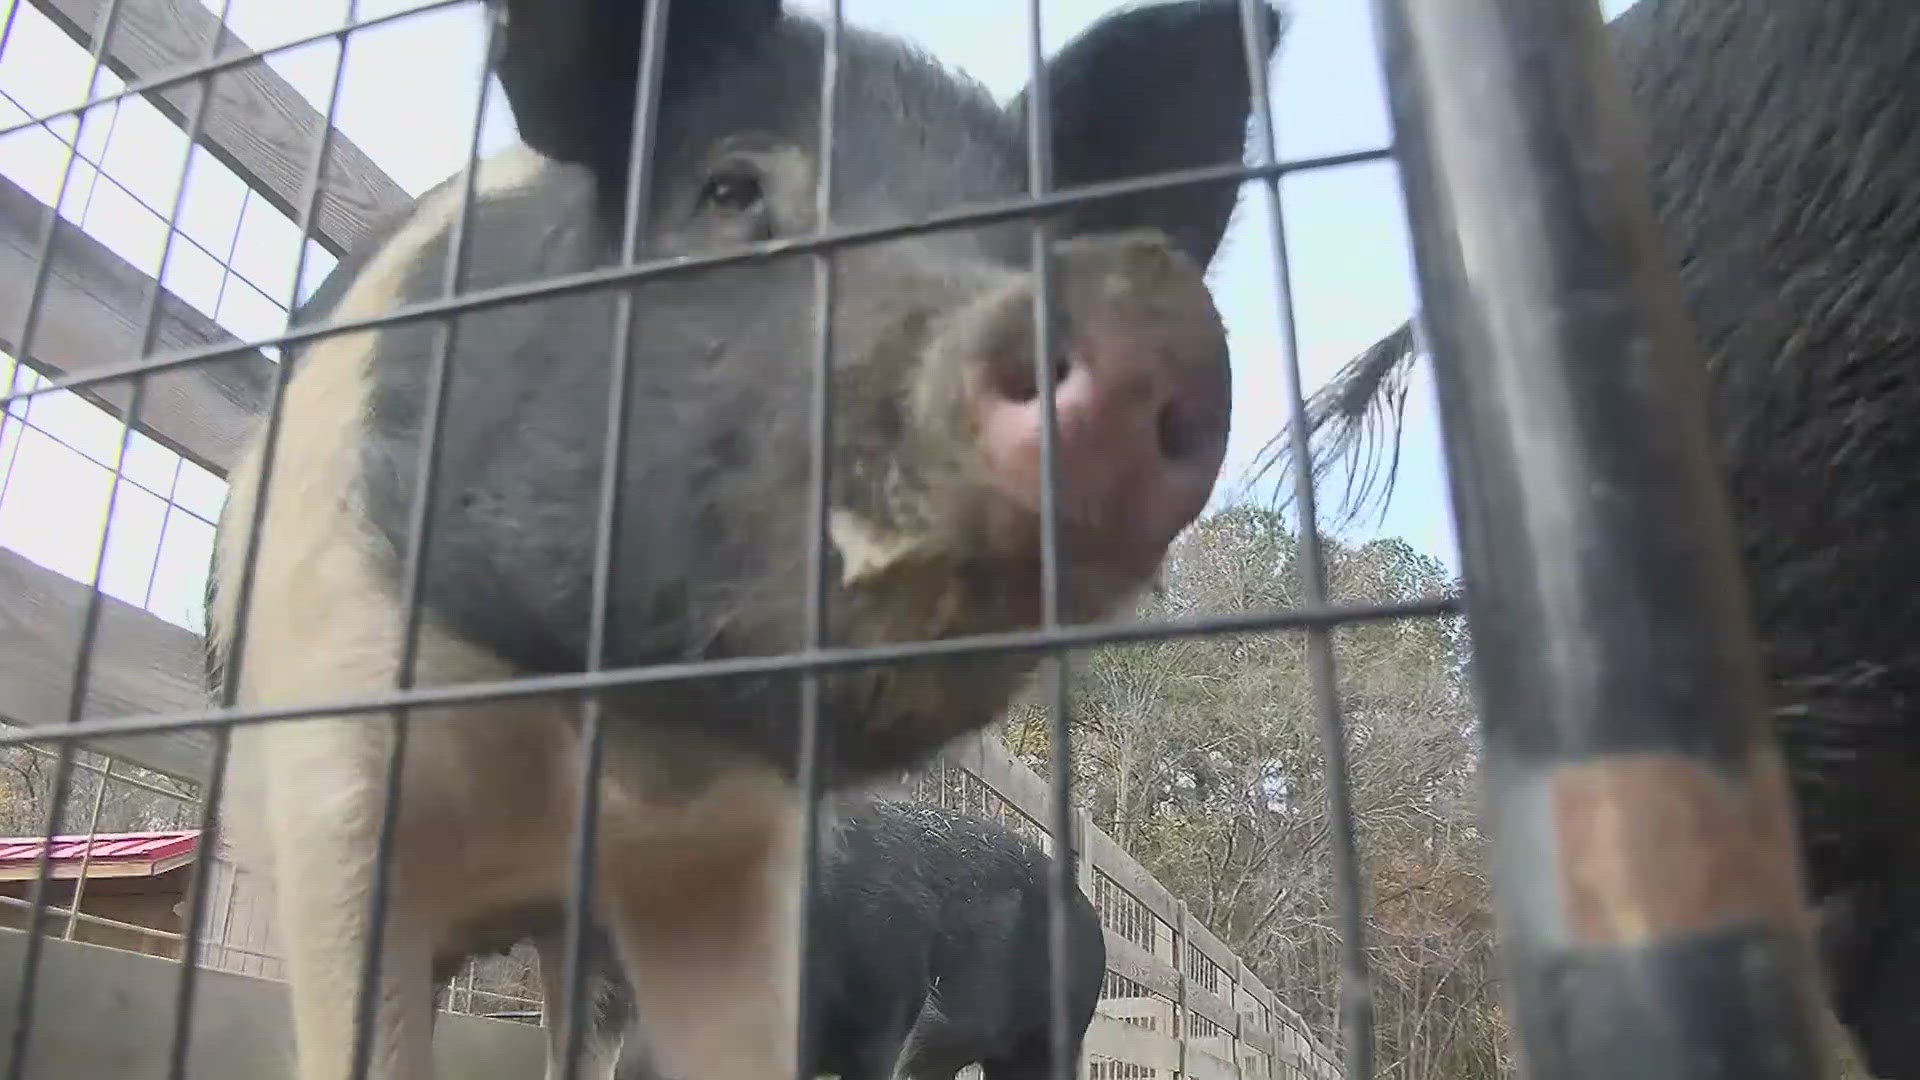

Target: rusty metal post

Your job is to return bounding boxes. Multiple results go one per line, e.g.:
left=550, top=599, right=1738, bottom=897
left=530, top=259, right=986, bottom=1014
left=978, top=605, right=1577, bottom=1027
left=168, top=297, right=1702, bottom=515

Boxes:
left=1368, top=1, right=1835, bottom=1076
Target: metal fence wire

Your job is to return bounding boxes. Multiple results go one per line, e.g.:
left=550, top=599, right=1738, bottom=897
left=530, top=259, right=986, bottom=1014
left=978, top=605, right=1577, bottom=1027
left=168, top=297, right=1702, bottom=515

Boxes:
left=0, top=1, right=1845, bottom=1079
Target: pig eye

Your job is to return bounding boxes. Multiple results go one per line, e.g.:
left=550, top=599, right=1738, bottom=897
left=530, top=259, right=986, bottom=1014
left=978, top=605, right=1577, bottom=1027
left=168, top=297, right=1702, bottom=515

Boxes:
left=698, top=169, right=765, bottom=213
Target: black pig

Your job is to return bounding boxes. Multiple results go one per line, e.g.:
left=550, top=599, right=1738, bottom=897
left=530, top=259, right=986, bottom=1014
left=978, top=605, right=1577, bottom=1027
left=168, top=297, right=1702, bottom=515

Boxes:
left=202, top=1, right=1276, bottom=1078
left=497, top=800, right=1108, bottom=1080
left=1259, top=1, right=1920, bottom=1074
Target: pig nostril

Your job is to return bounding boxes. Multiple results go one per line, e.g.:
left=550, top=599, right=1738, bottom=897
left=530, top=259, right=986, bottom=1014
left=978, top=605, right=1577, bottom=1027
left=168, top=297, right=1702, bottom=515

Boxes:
left=1156, top=399, right=1209, bottom=463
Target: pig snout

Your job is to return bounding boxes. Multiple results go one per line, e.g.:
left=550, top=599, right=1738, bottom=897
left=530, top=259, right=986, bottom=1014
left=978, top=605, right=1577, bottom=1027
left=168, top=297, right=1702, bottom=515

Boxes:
left=969, top=232, right=1231, bottom=554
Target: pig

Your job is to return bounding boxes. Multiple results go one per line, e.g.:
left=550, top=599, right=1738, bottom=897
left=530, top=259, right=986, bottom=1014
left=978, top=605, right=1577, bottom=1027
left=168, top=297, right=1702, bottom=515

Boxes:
left=611, top=800, right=1110, bottom=1080
left=428, top=917, right=629, bottom=1080
left=480, top=800, right=1109, bottom=1080
left=1256, top=1, right=1920, bottom=1075
left=200, top=0, right=1276, bottom=1077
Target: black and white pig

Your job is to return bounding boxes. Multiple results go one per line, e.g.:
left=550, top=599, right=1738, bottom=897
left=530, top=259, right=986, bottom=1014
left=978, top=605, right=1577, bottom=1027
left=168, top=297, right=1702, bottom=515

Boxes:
left=498, top=800, right=1108, bottom=1080
left=201, top=1, right=1277, bottom=1077
left=1262, top=0, right=1920, bottom=1074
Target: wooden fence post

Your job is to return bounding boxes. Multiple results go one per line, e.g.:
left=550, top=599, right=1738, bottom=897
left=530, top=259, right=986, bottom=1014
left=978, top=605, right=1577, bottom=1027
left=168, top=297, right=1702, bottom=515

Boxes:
left=1236, top=957, right=1267, bottom=1076
left=1172, top=899, right=1189, bottom=1080
left=1073, top=807, right=1095, bottom=1080
left=1225, top=961, right=1243, bottom=1080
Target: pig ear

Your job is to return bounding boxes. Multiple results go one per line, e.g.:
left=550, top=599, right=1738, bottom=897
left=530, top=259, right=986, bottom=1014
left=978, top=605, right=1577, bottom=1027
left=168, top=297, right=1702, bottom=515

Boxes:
left=1007, top=0, right=1284, bottom=270
left=490, top=0, right=783, bottom=175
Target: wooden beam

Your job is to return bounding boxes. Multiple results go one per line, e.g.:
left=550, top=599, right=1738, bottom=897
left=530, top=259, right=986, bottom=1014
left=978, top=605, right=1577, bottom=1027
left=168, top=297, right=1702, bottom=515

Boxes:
left=0, top=850, right=195, bottom=880
left=0, top=547, right=214, bottom=785
left=0, top=171, right=268, bottom=479
left=1083, top=1015, right=1181, bottom=1073
left=1181, top=907, right=1241, bottom=984
left=1104, top=928, right=1182, bottom=1002
left=30, top=0, right=413, bottom=259
left=958, top=730, right=1057, bottom=827
left=1183, top=979, right=1242, bottom=1037
left=1181, top=1042, right=1239, bottom=1080
left=1083, top=815, right=1181, bottom=924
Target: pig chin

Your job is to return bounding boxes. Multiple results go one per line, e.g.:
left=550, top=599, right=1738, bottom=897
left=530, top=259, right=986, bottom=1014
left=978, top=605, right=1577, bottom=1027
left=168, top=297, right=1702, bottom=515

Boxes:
left=824, top=501, right=1169, bottom=646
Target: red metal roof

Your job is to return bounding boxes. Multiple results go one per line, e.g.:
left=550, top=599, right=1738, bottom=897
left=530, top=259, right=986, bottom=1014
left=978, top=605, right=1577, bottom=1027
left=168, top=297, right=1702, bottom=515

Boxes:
left=0, top=830, right=200, bottom=880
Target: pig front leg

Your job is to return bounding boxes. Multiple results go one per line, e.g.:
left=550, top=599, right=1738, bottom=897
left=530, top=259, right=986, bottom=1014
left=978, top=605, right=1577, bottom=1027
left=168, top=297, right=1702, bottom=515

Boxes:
left=597, top=778, right=811, bottom=1080
left=533, top=928, right=625, bottom=1080
left=248, top=719, right=438, bottom=1080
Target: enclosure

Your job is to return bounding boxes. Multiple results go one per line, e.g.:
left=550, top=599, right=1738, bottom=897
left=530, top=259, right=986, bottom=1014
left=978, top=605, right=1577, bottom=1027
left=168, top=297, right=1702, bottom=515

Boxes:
left=0, top=0, right=1861, bottom=1078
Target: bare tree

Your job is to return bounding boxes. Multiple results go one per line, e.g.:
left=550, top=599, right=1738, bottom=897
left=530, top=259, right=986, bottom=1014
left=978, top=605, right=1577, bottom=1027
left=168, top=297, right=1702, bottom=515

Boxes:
left=0, top=741, right=197, bottom=837
left=1005, top=506, right=1504, bottom=1078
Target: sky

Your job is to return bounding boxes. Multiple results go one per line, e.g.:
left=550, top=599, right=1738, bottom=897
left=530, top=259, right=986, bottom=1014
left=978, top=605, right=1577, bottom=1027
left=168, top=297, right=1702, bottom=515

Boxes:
left=0, top=0, right=1636, bottom=639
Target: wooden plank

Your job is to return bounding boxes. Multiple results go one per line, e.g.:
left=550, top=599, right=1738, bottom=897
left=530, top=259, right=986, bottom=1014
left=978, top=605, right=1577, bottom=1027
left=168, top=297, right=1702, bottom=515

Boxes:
left=31, top=0, right=413, bottom=258
left=0, top=928, right=545, bottom=1078
left=1237, top=961, right=1275, bottom=1010
left=1275, top=1023, right=1339, bottom=1080
left=0, top=171, right=270, bottom=478
left=1272, top=1000, right=1326, bottom=1064
left=1073, top=807, right=1097, bottom=893
left=1083, top=817, right=1179, bottom=925
left=1267, top=1006, right=1328, bottom=1068
left=1182, top=907, right=1240, bottom=982
left=944, top=732, right=1054, bottom=840
left=1096, top=995, right=1173, bottom=1031
left=1183, top=979, right=1241, bottom=1037
left=1103, top=927, right=1181, bottom=1002
left=0, top=547, right=214, bottom=785
left=1082, top=1015, right=1180, bottom=1072
left=1240, top=1023, right=1277, bottom=1058
left=1182, top=1042, right=1238, bottom=1080
left=1271, top=1013, right=1339, bottom=1078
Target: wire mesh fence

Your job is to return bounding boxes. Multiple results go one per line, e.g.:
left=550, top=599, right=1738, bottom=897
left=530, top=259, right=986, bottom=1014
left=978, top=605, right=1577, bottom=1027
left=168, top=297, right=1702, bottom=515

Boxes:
left=0, top=0, right=1871, bottom=1079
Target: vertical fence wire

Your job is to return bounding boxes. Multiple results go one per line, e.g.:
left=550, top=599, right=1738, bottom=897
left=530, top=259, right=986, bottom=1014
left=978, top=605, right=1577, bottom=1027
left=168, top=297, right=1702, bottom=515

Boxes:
left=346, top=3, right=505, bottom=1077
left=0, top=0, right=131, bottom=1060
left=72, top=48, right=228, bottom=969
left=178, top=4, right=362, bottom=1078
left=124, top=10, right=246, bottom=1072
left=0, top=2, right=19, bottom=79
left=11, top=0, right=126, bottom=371
left=556, top=0, right=675, bottom=1075
left=2, top=0, right=233, bottom=1061
left=0, top=47, right=128, bottom=519
left=1016, top=3, right=1086, bottom=1080
left=797, top=2, right=844, bottom=1079
left=1235, top=2, right=1374, bottom=1076
left=0, top=358, right=26, bottom=508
